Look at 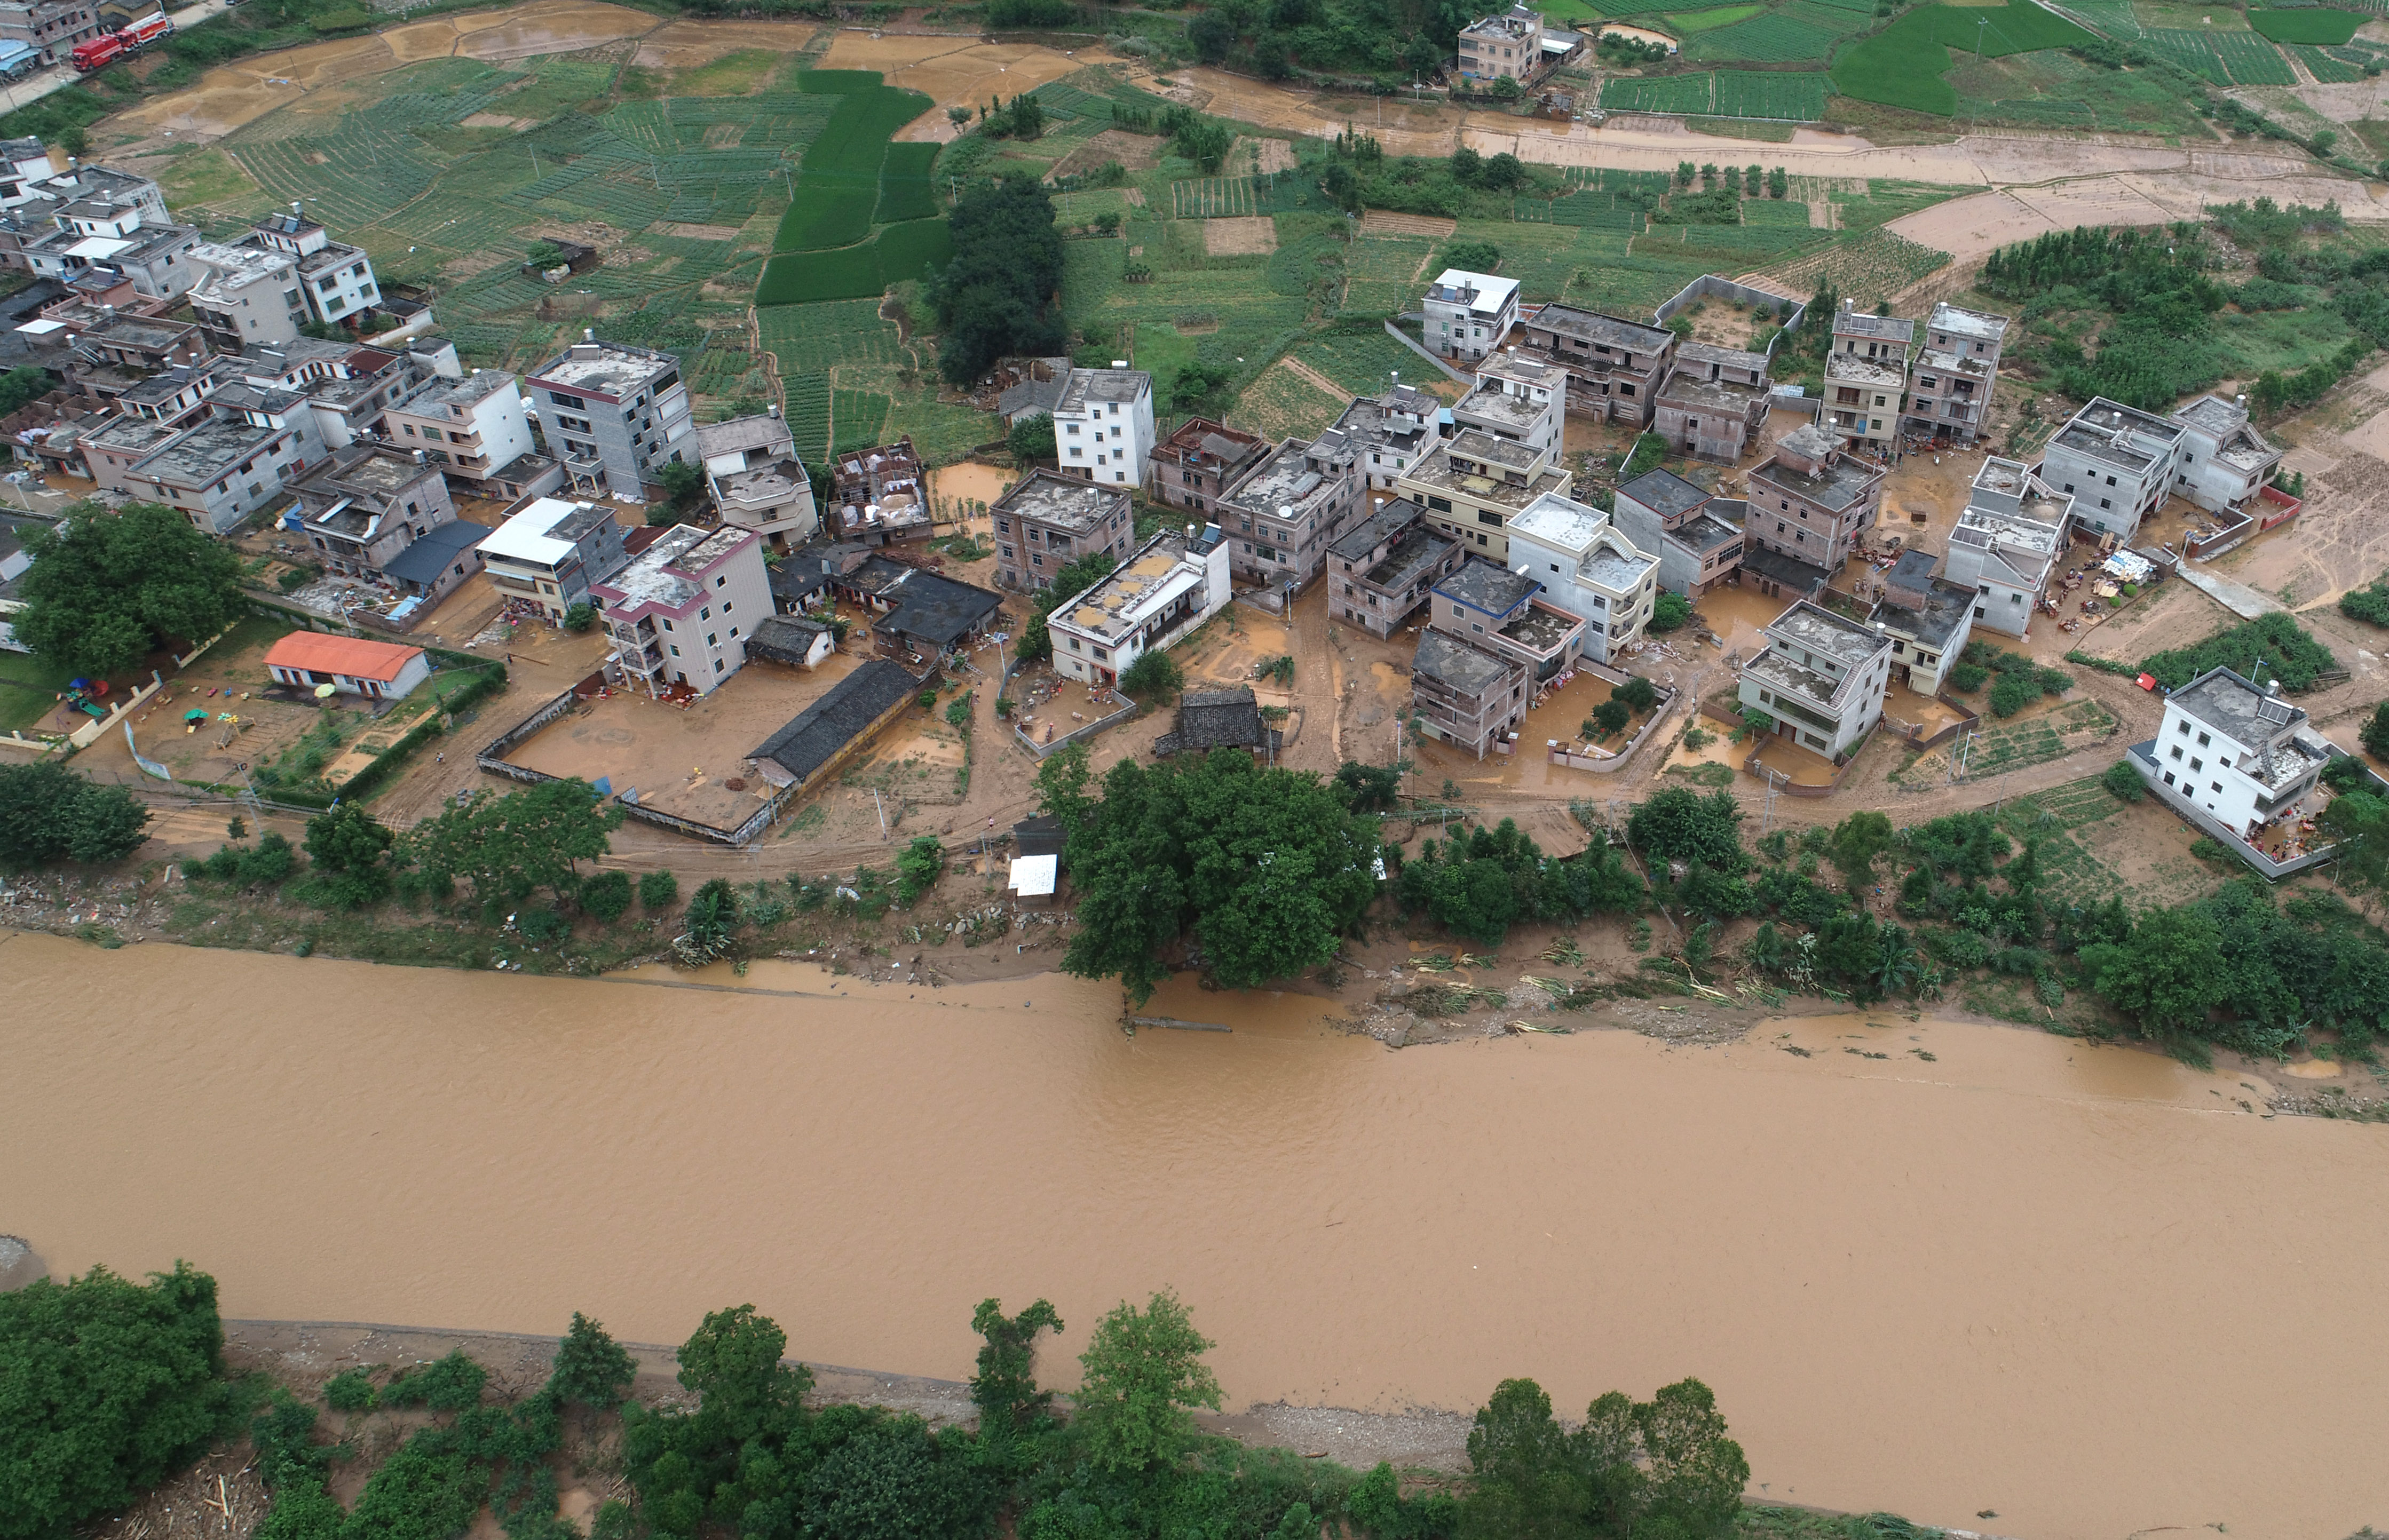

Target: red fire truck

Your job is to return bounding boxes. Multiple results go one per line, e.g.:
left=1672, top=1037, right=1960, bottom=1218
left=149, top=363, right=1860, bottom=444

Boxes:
left=69, top=11, right=172, bottom=75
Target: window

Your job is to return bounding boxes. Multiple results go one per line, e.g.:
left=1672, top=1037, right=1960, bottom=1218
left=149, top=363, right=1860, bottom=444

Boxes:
left=707, top=632, right=718, bottom=646
left=2210, top=781, right=2222, bottom=793
left=2171, top=745, right=2183, bottom=761
left=2196, top=731, right=2210, bottom=747
left=669, top=644, right=681, bottom=657
left=2190, top=757, right=2203, bottom=772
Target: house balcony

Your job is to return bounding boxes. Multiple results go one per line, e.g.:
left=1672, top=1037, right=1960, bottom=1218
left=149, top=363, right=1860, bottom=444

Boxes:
left=1480, top=598, right=1586, bottom=680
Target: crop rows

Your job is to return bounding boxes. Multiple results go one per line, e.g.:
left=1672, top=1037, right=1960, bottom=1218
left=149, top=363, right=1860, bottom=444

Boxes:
left=1768, top=227, right=1951, bottom=299
left=2295, top=43, right=2370, bottom=78
left=2052, top=0, right=2140, bottom=35
left=2138, top=29, right=2228, bottom=81
left=1779, top=1, right=1874, bottom=34
left=232, top=123, right=444, bottom=231
left=773, top=79, right=931, bottom=252
left=1293, top=330, right=1430, bottom=394
left=757, top=299, right=905, bottom=373
left=781, top=374, right=832, bottom=459
left=1171, top=176, right=1260, bottom=217
left=1742, top=197, right=1814, bottom=226
left=1599, top=73, right=1718, bottom=113
left=1713, top=70, right=1830, bottom=120
left=2209, top=29, right=2297, bottom=82
left=1698, top=14, right=1839, bottom=60
left=830, top=390, right=893, bottom=455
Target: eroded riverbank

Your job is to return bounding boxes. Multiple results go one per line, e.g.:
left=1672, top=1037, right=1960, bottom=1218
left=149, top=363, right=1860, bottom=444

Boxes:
left=4, top=931, right=2386, bottom=1537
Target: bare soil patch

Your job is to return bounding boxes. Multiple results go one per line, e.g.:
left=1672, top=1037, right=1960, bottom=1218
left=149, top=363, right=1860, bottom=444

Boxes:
left=453, top=0, right=659, bottom=63
left=1675, top=297, right=1768, bottom=350
left=657, top=220, right=745, bottom=242
left=1050, top=125, right=1161, bottom=179
left=1204, top=214, right=1278, bottom=256
left=1252, top=137, right=1296, bottom=173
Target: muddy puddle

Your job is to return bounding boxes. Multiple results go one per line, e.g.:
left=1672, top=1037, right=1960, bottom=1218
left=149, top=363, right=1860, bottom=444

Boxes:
left=2, top=931, right=2386, bottom=1537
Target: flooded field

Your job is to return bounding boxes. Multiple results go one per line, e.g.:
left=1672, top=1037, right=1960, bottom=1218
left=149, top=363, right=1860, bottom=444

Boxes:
left=3, top=932, right=2386, bottom=1537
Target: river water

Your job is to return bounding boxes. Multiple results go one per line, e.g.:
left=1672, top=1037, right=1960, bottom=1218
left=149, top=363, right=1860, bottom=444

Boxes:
left=4, top=931, right=2385, bottom=1538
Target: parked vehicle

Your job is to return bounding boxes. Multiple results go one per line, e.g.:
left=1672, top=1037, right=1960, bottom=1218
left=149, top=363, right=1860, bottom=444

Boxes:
left=69, top=11, right=172, bottom=74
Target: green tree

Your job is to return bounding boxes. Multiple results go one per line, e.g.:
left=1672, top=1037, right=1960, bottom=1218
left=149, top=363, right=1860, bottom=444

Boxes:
left=968, top=1297, right=1064, bottom=1436
left=896, top=835, right=945, bottom=907
left=14, top=503, right=246, bottom=675
left=563, top=600, right=598, bottom=632
left=1628, top=787, right=1744, bottom=870
left=1647, top=592, right=1693, bottom=633
left=1824, top=809, right=1893, bottom=892
left=1119, top=647, right=1184, bottom=701
left=303, top=802, right=394, bottom=908
left=639, top=869, right=679, bottom=910
left=658, top=458, right=706, bottom=512
left=1590, top=698, right=1631, bottom=737
left=0, top=364, right=53, bottom=418
left=2361, top=701, right=2389, bottom=760
left=1612, top=675, right=1659, bottom=713
left=1443, top=239, right=1501, bottom=273
left=930, top=176, right=1067, bottom=386
left=0, top=1263, right=232, bottom=1540
left=679, top=877, right=740, bottom=961
left=1334, top=760, right=1402, bottom=812
left=1631, top=1378, right=1750, bottom=1537
left=1456, top=1375, right=1745, bottom=1540
left=547, top=1312, right=637, bottom=1411
left=2321, top=789, right=2389, bottom=907
left=795, top=1417, right=993, bottom=1540
left=1071, top=1290, right=1222, bottom=1475
left=2101, top=758, right=2146, bottom=803
left=407, top=778, right=623, bottom=904
left=580, top=868, right=634, bottom=922
left=0, top=761, right=152, bottom=870
left=2082, top=907, right=2230, bottom=1041
left=1007, top=411, right=1057, bottom=464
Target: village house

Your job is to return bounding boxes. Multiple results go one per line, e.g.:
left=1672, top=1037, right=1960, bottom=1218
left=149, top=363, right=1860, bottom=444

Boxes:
left=1149, top=416, right=1268, bottom=519
left=1904, top=301, right=2007, bottom=444
left=1053, top=365, right=1156, bottom=487
left=1331, top=384, right=1442, bottom=506
left=1513, top=304, right=1674, bottom=424
left=1501, top=491, right=1660, bottom=667
left=2129, top=665, right=2338, bottom=846
left=1153, top=686, right=1281, bottom=760
left=1868, top=549, right=1975, bottom=695
left=474, top=497, right=629, bottom=620
left=1654, top=341, right=1769, bottom=463
left=1609, top=467, right=1742, bottom=598
left=108, top=396, right=327, bottom=535
left=695, top=408, right=816, bottom=550
left=591, top=523, right=772, bottom=697
left=746, top=659, right=923, bottom=795
left=286, top=444, right=463, bottom=585
left=524, top=331, right=693, bottom=497
left=1423, top=268, right=1520, bottom=361
left=2169, top=394, right=2284, bottom=513
left=383, top=368, right=536, bottom=496
left=832, top=558, right=1003, bottom=664
left=1326, top=501, right=1462, bottom=639
left=1454, top=372, right=1561, bottom=461
left=829, top=436, right=930, bottom=545
left=992, top=469, right=1135, bottom=592
left=744, top=613, right=837, bottom=672
left=1457, top=2, right=1549, bottom=85
left=1043, top=525, right=1231, bottom=689
left=1214, top=430, right=1365, bottom=590
left=2035, top=397, right=2184, bottom=543
left=1745, top=420, right=1886, bottom=575
left=1831, top=306, right=1912, bottom=365
left=263, top=631, right=430, bottom=702
left=1411, top=629, right=1528, bottom=759
left=1395, top=426, right=1571, bottom=565
left=1736, top=599, right=1893, bottom=762
left=1946, top=457, right=2071, bottom=638
left=1823, top=350, right=1907, bottom=453
left=1429, top=556, right=1585, bottom=688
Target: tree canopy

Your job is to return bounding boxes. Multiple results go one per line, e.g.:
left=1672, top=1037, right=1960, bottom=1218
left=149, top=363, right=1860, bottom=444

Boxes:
left=0, top=1262, right=233, bottom=1540
left=930, top=176, right=1066, bottom=386
left=1012, top=551, right=1121, bottom=665
left=1070, top=1291, right=1222, bottom=1477
left=1042, top=747, right=1382, bottom=1002
left=1458, top=1376, right=1748, bottom=1540
left=14, top=503, right=247, bottom=676
left=1627, top=788, right=1745, bottom=871
left=405, top=779, right=623, bottom=904
left=1397, top=818, right=1643, bottom=946
left=0, top=761, right=151, bottom=870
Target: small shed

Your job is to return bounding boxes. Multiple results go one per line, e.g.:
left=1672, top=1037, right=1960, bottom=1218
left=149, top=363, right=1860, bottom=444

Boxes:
left=1153, top=687, right=1281, bottom=759
left=262, top=632, right=430, bottom=701
left=747, top=613, right=836, bottom=670
left=1013, top=813, right=1066, bottom=858
left=1007, top=852, right=1059, bottom=907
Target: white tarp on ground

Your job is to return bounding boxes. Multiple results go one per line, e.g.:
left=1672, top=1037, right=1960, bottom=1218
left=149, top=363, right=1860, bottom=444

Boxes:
left=1008, top=853, right=1057, bottom=898
left=2103, top=549, right=2154, bottom=583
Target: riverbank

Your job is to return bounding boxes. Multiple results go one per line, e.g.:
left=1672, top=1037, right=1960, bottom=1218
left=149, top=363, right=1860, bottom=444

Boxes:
left=6, top=930, right=2389, bottom=1536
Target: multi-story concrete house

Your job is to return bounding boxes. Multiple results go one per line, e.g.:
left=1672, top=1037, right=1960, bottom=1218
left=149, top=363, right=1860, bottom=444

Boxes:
left=1868, top=549, right=1974, bottom=695
left=1610, top=467, right=1743, bottom=598
left=1737, top=599, right=1893, bottom=763
left=1326, top=501, right=1461, bottom=639
left=1149, top=415, right=1267, bottom=519
left=117, top=404, right=326, bottom=535
left=1904, top=302, right=2006, bottom=443
left=384, top=368, right=535, bottom=494
left=2169, top=394, right=2283, bottom=512
left=474, top=497, right=629, bottom=620
left=0, top=0, right=97, bottom=65
left=1945, top=457, right=2071, bottom=638
left=1332, top=384, right=1442, bottom=509
left=593, top=523, right=772, bottom=697
left=1053, top=366, right=1154, bottom=487
left=1830, top=306, right=1912, bottom=365
left=1424, top=268, right=1519, bottom=361
left=1473, top=351, right=1565, bottom=448
left=0, top=136, right=53, bottom=207
left=1454, top=372, right=1561, bottom=460
left=1745, top=420, right=1886, bottom=574
left=696, top=408, right=816, bottom=550
left=112, top=355, right=231, bottom=426
left=992, top=469, right=1134, bottom=592
left=1395, top=426, right=1571, bottom=564
left=1043, top=526, right=1231, bottom=689
left=2036, top=397, right=2185, bottom=542
left=830, top=437, right=930, bottom=544
left=1655, top=342, right=1769, bottom=463
left=1457, top=2, right=1547, bottom=85
left=287, top=443, right=460, bottom=580
left=60, top=309, right=207, bottom=403
left=1429, top=557, right=1585, bottom=689
left=1412, top=629, right=1528, bottom=759
left=267, top=338, right=423, bottom=451
left=186, top=206, right=382, bottom=346
left=524, top=331, right=693, bottom=496
left=1823, top=350, right=1907, bottom=452
left=1513, top=304, right=1674, bottom=424
left=4, top=163, right=197, bottom=297
left=1215, top=429, right=1365, bottom=591
left=250, top=206, right=380, bottom=327
left=1502, top=491, right=1660, bottom=666
left=2130, top=666, right=2337, bottom=845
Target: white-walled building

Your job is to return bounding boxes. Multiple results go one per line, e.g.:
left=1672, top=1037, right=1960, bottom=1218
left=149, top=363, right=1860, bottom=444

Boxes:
left=2133, top=665, right=2336, bottom=842
left=475, top=497, right=629, bottom=618
left=1502, top=491, right=1659, bottom=667
left=1945, top=457, right=2071, bottom=638
left=1456, top=352, right=1563, bottom=459
left=2170, top=394, right=2284, bottom=513
left=186, top=205, right=382, bottom=348
left=384, top=369, right=535, bottom=490
left=1043, top=525, right=1231, bottom=688
left=1053, top=365, right=1154, bottom=488
left=697, top=409, right=817, bottom=550
left=1424, top=269, right=1519, bottom=361
left=591, top=523, right=773, bottom=697
left=1737, top=599, right=1893, bottom=762
left=262, top=632, right=430, bottom=702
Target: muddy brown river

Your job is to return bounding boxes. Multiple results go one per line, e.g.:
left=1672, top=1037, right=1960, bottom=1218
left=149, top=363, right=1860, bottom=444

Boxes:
left=4, top=931, right=2384, bottom=1537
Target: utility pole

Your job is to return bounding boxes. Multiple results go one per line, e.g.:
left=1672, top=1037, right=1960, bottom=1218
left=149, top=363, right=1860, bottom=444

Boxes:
left=873, top=788, right=888, bottom=840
